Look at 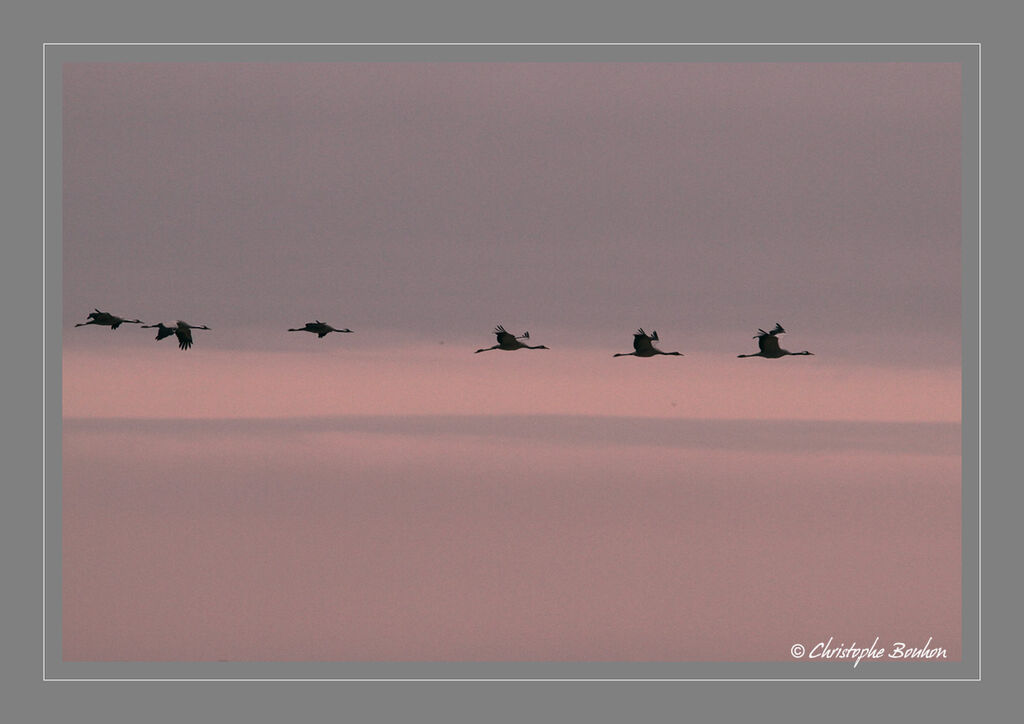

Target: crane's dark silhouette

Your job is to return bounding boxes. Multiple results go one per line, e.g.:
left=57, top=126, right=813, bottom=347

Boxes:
left=737, top=323, right=814, bottom=358
left=147, top=320, right=211, bottom=350
left=475, top=325, right=549, bottom=353
left=74, top=309, right=142, bottom=330
left=141, top=322, right=177, bottom=341
left=288, top=320, right=354, bottom=338
left=613, top=329, right=683, bottom=357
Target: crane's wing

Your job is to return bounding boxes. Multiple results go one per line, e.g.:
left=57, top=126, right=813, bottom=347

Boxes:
left=176, top=326, right=193, bottom=350
left=633, top=329, right=655, bottom=353
left=494, top=326, right=516, bottom=345
left=758, top=333, right=781, bottom=355
left=301, top=321, right=329, bottom=335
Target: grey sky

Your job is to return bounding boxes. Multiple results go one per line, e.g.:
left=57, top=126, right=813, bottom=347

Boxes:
left=63, top=62, right=961, bottom=360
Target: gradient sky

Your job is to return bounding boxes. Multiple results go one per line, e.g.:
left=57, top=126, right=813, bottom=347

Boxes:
left=61, top=62, right=962, bottom=663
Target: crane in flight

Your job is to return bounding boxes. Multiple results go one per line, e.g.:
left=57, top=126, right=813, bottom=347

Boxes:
left=475, top=325, right=549, bottom=353
left=74, top=309, right=142, bottom=330
left=288, top=320, right=354, bottom=338
left=141, top=322, right=177, bottom=341
left=737, top=323, right=814, bottom=358
left=141, top=320, right=211, bottom=350
left=613, top=328, right=684, bottom=357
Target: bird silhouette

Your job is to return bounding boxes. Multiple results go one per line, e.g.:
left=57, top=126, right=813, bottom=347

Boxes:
left=474, top=325, right=549, bottom=353
left=141, top=322, right=177, bottom=341
left=288, top=320, right=353, bottom=338
left=737, top=322, right=814, bottom=358
left=74, top=309, right=142, bottom=330
left=154, top=320, right=212, bottom=350
left=613, top=328, right=684, bottom=357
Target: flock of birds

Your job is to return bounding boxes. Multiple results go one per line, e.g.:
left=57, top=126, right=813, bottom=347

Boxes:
left=74, top=309, right=816, bottom=359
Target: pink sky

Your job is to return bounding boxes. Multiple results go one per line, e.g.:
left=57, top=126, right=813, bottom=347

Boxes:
left=61, top=62, right=962, bottom=663
left=62, top=343, right=959, bottom=422
left=63, top=416, right=960, bottom=661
